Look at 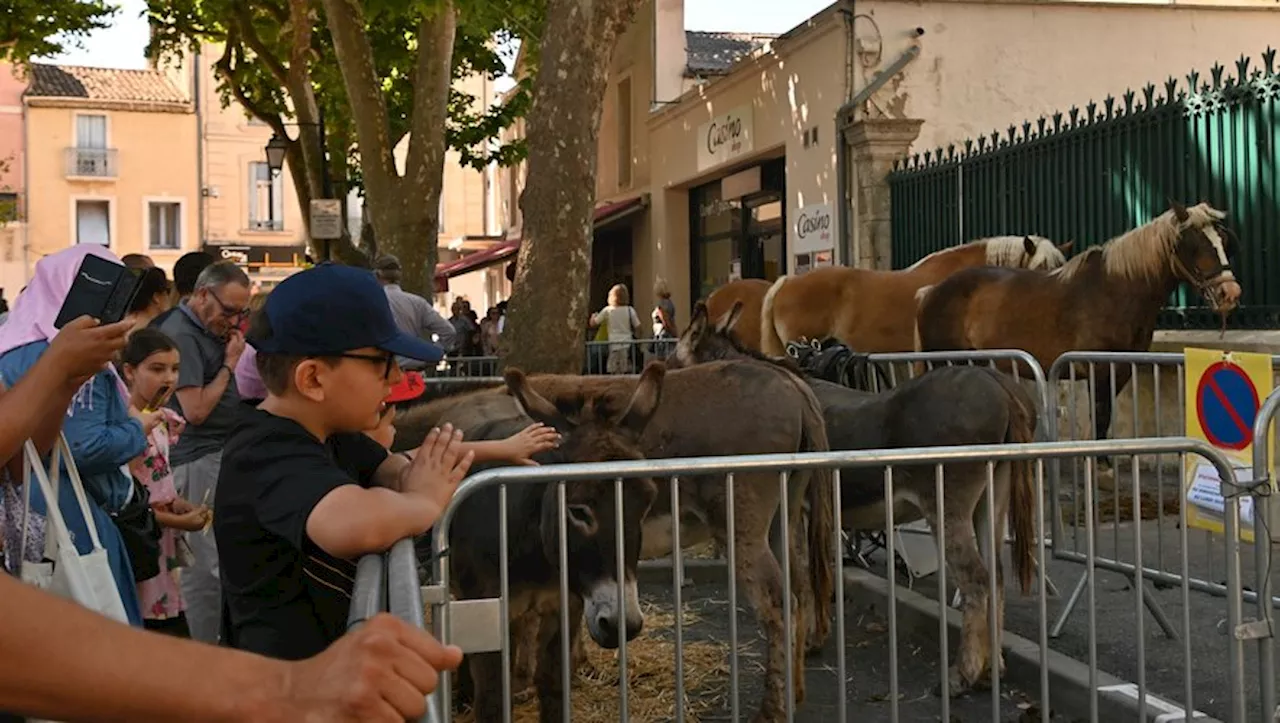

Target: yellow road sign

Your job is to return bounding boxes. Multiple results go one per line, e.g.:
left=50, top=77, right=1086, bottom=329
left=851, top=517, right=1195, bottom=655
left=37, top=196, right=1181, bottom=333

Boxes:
left=1183, top=347, right=1273, bottom=541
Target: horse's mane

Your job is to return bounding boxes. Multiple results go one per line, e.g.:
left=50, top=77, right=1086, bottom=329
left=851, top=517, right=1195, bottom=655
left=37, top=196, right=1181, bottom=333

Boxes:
left=984, top=235, right=1064, bottom=269
left=906, top=235, right=1060, bottom=270
left=1052, top=203, right=1226, bottom=283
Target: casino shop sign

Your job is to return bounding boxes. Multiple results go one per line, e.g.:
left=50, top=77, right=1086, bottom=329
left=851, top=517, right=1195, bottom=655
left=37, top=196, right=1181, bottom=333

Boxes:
left=696, top=104, right=755, bottom=173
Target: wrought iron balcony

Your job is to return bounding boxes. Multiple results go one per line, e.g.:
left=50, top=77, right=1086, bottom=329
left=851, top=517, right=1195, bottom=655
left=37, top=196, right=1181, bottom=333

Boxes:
left=65, top=148, right=118, bottom=179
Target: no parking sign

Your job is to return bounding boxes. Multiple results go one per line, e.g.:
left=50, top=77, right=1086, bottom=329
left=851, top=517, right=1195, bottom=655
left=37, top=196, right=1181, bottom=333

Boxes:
left=1183, top=348, right=1273, bottom=541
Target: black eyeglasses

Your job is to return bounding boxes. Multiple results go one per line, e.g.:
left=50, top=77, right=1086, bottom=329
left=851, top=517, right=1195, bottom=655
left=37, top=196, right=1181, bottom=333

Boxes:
left=337, top=351, right=397, bottom=379
left=207, top=289, right=249, bottom=321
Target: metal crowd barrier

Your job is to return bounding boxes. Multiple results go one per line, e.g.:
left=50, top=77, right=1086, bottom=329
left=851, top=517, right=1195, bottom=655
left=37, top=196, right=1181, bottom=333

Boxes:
left=432, top=356, right=502, bottom=377
left=414, top=437, right=1260, bottom=722
left=1044, top=352, right=1280, bottom=642
left=349, top=539, right=445, bottom=723
left=1249, top=386, right=1280, bottom=719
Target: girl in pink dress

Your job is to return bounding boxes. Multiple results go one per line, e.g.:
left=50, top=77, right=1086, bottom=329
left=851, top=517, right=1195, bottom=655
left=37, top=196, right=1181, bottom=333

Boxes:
left=120, top=328, right=211, bottom=637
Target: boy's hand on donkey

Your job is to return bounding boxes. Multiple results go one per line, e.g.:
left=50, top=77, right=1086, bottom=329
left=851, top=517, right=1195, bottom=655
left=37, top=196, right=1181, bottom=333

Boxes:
left=403, top=422, right=473, bottom=516
left=501, top=422, right=561, bottom=466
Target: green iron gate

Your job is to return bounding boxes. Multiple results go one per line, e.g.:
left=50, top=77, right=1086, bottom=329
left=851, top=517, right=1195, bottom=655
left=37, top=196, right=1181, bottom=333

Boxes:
left=888, top=48, right=1280, bottom=329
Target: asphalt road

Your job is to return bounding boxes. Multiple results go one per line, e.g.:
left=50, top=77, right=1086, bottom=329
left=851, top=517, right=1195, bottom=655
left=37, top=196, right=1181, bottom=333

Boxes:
left=850, top=466, right=1278, bottom=723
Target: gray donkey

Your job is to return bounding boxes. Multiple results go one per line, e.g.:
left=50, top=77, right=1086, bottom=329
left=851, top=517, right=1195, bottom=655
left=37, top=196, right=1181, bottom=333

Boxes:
left=670, top=300, right=1040, bottom=693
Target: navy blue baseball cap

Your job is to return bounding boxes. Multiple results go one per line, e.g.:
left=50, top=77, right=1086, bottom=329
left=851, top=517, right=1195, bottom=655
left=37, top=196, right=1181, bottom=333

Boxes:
left=251, top=262, right=444, bottom=363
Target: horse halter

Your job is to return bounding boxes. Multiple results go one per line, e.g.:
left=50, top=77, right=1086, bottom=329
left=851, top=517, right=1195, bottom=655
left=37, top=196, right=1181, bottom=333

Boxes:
left=1168, top=225, right=1236, bottom=303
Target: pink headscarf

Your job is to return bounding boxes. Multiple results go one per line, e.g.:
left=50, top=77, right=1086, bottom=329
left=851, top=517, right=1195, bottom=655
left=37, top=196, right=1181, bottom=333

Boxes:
left=0, top=245, right=127, bottom=413
left=0, top=244, right=121, bottom=357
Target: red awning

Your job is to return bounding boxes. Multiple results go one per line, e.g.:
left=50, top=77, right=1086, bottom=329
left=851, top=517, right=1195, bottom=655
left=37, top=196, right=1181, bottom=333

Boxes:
left=432, top=195, right=647, bottom=291
left=593, top=196, right=646, bottom=227
left=436, top=238, right=520, bottom=280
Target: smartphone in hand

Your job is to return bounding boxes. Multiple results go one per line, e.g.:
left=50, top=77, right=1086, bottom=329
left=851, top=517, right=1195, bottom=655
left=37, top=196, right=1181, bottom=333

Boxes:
left=53, top=255, right=144, bottom=330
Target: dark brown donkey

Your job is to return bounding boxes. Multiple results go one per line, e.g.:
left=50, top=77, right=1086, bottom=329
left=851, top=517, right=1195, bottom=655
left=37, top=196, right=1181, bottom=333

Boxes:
left=440, top=365, right=667, bottom=722
left=397, top=362, right=836, bottom=722
left=672, top=300, right=1041, bottom=692
left=914, top=202, right=1242, bottom=462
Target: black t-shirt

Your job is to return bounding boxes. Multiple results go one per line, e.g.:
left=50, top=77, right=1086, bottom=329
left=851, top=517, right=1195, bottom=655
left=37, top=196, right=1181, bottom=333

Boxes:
left=214, top=406, right=389, bottom=660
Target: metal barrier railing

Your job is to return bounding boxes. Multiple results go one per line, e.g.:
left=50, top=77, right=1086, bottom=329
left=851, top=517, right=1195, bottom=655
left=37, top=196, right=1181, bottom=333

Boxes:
left=583, top=339, right=672, bottom=375
left=431, top=356, right=502, bottom=377
left=1044, top=352, right=1280, bottom=643
left=349, top=539, right=445, bottom=723
left=368, top=345, right=1277, bottom=718
left=1249, top=387, right=1280, bottom=719
left=411, top=437, right=1256, bottom=723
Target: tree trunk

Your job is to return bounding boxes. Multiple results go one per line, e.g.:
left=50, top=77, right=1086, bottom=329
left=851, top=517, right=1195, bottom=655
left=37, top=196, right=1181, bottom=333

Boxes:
left=500, top=0, right=642, bottom=374
left=321, top=0, right=455, bottom=296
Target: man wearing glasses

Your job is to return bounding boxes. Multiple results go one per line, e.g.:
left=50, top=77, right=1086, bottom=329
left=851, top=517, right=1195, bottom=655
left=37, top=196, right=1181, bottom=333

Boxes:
left=158, top=259, right=252, bottom=645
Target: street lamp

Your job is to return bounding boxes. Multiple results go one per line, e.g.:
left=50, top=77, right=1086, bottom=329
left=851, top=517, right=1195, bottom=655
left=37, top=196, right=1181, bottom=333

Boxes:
left=264, top=134, right=289, bottom=175
left=263, top=110, right=338, bottom=259
left=261, top=110, right=332, bottom=197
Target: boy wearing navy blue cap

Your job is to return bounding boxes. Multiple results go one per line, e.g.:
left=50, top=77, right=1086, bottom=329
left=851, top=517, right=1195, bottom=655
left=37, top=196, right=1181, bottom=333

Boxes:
left=212, top=263, right=474, bottom=661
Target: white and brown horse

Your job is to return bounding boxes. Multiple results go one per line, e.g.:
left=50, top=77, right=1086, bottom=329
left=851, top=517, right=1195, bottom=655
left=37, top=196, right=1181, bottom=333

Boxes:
left=914, top=202, right=1241, bottom=459
left=754, top=235, right=1072, bottom=356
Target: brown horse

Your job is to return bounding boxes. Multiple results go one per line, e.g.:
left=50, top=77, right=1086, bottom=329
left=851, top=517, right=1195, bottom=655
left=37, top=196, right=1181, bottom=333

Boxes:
left=396, top=361, right=837, bottom=721
left=914, top=202, right=1241, bottom=459
left=757, top=235, right=1073, bottom=356
left=674, top=300, right=1040, bottom=692
left=706, top=278, right=773, bottom=350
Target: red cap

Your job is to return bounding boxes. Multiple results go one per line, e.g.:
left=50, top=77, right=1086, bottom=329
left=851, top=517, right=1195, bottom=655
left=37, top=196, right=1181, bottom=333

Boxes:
left=385, top=371, right=427, bottom=404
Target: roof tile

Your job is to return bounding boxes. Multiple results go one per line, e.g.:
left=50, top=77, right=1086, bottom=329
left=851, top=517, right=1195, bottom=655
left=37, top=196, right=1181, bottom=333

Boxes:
left=25, top=63, right=187, bottom=105
left=685, top=31, right=776, bottom=76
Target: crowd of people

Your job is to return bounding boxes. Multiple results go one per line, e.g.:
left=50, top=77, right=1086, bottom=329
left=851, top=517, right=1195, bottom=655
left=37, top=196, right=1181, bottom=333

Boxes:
left=370, top=253, right=508, bottom=366
left=0, top=244, right=557, bottom=722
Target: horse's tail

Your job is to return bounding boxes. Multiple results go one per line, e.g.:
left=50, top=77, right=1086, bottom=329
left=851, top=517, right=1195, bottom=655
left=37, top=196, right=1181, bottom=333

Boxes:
left=992, top=368, right=1039, bottom=595
left=911, top=284, right=936, bottom=378
left=760, top=275, right=789, bottom=357
left=796, top=376, right=836, bottom=649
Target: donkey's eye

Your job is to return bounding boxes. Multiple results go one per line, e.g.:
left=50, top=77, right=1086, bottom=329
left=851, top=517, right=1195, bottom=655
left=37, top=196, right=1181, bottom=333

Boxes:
left=566, top=504, right=596, bottom=531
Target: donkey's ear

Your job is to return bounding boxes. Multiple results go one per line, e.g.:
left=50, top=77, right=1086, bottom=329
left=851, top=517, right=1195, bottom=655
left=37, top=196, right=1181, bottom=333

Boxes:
left=715, top=300, right=745, bottom=335
left=1170, top=201, right=1189, bottom=223
left=504, top=367, right=569, bottom=429
left=1057, top=240, right=1075, bottom=254
left=1022, top=236, right=1037, bottom=256
left=616, top=360, right=666, bottom=435
left=686, top=302, right=710, bottom=341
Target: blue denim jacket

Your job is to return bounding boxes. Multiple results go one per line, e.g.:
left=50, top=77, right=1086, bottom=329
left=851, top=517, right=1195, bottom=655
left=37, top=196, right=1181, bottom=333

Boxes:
left=0, top=340, right=145, bottom=625
left=63, top=369, right=148, bottom=513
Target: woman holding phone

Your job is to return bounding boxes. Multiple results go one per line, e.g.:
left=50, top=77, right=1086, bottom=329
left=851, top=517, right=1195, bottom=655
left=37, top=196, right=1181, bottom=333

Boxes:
left=120, top=328, right=210, bottom=636
left=0, top=245, right=145, bottom=625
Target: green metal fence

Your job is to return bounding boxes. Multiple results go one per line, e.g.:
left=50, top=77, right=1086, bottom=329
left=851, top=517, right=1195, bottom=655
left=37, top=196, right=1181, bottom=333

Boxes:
left=888, top=48, right=1280, bottom=329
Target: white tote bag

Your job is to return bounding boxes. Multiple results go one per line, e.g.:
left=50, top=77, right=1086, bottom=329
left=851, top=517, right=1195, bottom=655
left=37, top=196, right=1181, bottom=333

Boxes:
left=19, top=434, right=129, bottom=624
